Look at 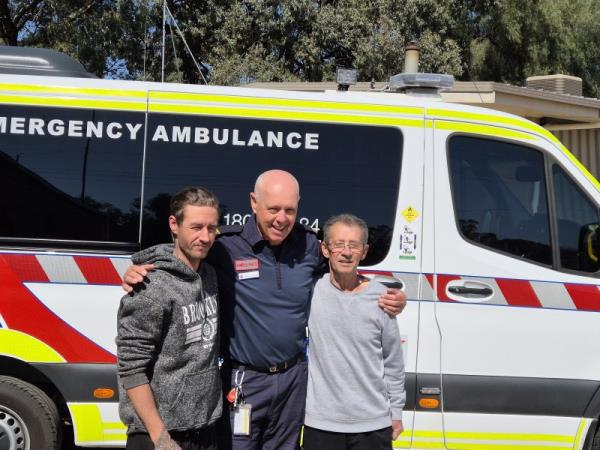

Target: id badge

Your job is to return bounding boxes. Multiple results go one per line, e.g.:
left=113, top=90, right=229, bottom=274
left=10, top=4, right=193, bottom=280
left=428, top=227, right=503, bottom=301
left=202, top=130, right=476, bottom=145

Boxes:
left=233, top=403, right=252, bottom=436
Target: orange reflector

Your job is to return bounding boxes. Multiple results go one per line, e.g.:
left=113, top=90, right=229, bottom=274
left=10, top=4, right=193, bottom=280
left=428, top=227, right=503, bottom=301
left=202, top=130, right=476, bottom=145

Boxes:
left=419, top=398, right=439, bottom=409
left=93, top=388, right=115, bottom=399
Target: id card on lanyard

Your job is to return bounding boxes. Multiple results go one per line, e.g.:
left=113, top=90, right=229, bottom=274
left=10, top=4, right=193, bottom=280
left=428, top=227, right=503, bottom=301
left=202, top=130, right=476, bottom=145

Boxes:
left=229, top=368, right=252, bottom=436
left=233, top=404, right=252, bottom=435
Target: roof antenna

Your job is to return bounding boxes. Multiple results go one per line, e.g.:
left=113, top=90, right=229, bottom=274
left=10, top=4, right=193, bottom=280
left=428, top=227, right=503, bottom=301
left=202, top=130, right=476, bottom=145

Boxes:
left=161, top=0, right=208, bottom=84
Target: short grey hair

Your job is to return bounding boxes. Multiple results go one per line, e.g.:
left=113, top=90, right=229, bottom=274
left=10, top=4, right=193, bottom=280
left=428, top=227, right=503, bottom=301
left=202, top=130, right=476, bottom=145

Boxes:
left=323, top=213, right=368, bottom=244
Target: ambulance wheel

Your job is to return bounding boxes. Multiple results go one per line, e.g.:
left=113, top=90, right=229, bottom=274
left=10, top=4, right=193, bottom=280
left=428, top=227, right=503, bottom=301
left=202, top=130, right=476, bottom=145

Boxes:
left=0, top=376, right=61, bottom=450
left=592, top=425, right=600, bottom=450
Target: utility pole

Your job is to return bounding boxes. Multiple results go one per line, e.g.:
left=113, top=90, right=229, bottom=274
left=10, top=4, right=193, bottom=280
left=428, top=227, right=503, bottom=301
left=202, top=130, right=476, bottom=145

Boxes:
left=161, top=0, right=166, bottom=82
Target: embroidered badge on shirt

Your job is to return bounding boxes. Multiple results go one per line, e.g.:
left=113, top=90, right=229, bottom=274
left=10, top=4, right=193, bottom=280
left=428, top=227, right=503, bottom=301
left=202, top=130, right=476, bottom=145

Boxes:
left=235, top=259, right=259, bottom=271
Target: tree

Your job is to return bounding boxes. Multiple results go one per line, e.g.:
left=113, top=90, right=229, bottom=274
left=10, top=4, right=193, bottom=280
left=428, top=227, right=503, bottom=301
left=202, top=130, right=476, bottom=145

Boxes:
left=310, top=0, right=469, bottom=81
left=0, top=0, right=43, bottom=46
left=2, top=0, right=600, bottom=96
left=206, top=0, right=472, bottom=84
left=468, top=0, right=600, bottom=96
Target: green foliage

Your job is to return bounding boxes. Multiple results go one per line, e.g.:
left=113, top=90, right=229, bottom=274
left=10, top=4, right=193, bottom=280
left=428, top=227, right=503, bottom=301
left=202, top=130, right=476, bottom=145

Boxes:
left=1, top=0, right=600, bottom=95
left=467, top=0, right=600, bottom=96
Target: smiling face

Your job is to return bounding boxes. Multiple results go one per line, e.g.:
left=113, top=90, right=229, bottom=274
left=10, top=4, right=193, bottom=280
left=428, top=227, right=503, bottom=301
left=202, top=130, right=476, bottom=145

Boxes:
left=321, top=222, right=369, bottom=276
left=169, top=205, right=219, bottom=269
left=250, top=170, right=300, bottom=246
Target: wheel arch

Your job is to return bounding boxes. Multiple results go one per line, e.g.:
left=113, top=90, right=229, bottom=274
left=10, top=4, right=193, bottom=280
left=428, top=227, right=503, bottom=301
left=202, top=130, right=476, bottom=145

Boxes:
left=0, top=355, right=70, bottom=422
left=583, top=384, right=600, bottom=449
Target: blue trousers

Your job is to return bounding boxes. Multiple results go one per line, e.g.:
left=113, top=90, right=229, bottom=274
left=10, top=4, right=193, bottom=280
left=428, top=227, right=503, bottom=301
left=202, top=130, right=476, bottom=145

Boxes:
left=218, top=360, right=308, bottom=450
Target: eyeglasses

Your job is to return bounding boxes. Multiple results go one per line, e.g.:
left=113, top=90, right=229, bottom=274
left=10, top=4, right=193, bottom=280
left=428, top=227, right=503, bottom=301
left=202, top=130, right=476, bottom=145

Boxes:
left=327, top=240, right=365, bottom=253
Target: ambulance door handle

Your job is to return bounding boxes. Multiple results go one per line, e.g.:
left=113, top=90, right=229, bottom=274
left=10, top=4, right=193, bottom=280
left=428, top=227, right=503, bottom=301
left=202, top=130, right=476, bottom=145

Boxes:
left=446, top=280, right=494, bottom=303
left=448, top=286, right=492, bottom=296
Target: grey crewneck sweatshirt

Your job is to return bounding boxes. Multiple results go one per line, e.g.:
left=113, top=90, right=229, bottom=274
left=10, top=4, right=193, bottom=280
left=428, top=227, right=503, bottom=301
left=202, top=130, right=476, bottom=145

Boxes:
left=304, top=273, right=406, bottom=433
left=117, top=244, right=221, bottom=434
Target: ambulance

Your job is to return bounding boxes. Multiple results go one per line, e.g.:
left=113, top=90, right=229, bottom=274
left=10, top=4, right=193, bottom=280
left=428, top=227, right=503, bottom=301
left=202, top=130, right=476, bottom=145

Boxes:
left=0, top=46, right=599, bottom=449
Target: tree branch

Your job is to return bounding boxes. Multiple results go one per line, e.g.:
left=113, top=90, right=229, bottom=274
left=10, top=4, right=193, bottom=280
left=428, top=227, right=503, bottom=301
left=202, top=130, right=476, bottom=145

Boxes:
left=64, top=0, right=98, bottom=22
left=14, top=0, right=45, bottom=30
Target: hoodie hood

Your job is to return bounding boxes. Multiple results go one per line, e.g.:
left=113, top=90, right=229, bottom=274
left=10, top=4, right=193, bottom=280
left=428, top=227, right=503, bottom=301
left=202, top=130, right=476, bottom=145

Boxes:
left=132, top=243, right=200, bottom=281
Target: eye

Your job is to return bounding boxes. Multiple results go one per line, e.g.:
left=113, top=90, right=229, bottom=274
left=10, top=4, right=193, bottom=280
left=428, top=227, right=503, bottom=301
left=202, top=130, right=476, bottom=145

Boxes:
left=348, top=242, right=363, bottom=251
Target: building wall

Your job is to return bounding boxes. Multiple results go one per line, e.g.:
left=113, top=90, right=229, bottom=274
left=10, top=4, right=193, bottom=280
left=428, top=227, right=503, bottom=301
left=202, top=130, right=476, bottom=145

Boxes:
left=552, top=129, right=600, bottom=181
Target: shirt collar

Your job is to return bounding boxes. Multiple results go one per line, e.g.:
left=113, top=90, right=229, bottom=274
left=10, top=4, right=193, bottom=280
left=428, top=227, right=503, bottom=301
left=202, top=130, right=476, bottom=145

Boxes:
left=241, top=214, right=298, bottom=248
left=241, top=214, right=266, bottom=247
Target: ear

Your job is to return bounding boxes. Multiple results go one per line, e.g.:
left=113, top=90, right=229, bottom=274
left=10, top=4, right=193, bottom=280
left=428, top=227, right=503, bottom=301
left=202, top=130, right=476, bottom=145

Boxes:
left=321, top=240, right=330, bottom=259
left=359, top=244, right=369, bottom=261
left=168, top=215, right=178, bottom=237
left=250, top=192, right=258, bottom=214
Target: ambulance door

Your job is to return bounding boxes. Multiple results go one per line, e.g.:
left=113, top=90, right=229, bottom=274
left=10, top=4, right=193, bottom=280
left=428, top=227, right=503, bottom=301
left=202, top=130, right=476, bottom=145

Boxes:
left=399, top=115, right=445, bottom=448
left=362, top=121, right=425, bottom=449
left=432, top=123, right=600, bottom=449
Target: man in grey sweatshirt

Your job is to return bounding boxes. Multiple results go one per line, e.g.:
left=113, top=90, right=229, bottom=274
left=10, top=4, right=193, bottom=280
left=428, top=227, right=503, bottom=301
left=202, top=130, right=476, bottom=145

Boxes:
left=303, top=214, right=406, bottom=450
left=117, top=187, right=222, bottom=450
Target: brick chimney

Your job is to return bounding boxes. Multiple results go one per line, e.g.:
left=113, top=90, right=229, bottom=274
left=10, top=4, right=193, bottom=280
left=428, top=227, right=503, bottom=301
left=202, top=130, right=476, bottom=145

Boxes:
left=526, top=74, right=583, bottom=96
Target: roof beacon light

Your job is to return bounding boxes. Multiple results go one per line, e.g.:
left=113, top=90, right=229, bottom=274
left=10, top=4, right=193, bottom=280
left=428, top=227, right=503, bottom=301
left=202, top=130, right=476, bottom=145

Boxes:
left=336, top=68, right=357, bottom=91
left=389, top=72, right=454, bottom=94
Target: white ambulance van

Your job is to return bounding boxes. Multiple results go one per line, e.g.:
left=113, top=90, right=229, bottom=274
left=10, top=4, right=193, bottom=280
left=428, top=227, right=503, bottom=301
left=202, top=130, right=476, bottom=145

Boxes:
left=0, top=46, right=599, bottom=449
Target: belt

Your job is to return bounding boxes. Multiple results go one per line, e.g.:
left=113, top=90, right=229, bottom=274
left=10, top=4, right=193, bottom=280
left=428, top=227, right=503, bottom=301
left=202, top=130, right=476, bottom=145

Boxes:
left=230, top=353, right=304, bottom=374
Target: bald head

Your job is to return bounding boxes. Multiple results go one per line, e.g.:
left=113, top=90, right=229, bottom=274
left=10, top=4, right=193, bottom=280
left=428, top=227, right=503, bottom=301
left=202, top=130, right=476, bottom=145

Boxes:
left=254, top=169, right=300, bottom=200
left=250, top=170, right=300, bottom=245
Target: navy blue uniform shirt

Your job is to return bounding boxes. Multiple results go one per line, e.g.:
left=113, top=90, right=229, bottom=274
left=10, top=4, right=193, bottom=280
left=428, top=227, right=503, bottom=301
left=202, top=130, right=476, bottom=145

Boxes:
left=207, top=215, right=322, bottom=367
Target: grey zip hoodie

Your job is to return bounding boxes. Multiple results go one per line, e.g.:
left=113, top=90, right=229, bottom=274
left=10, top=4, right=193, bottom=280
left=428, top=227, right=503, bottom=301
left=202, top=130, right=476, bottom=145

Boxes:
left=117, top=244, right=222, bottom=434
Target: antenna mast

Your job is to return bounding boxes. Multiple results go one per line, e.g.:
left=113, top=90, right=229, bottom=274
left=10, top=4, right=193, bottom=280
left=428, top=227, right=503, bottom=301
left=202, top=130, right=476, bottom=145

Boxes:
left=160, top=0, right=208, bottom=84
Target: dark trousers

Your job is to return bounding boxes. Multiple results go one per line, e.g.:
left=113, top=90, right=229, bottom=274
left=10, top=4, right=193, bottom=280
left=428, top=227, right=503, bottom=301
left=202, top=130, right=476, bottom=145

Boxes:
left=302, top=426, right=393, bottom=450
left=125, top=426, right=217, bottom=450
left=217, top=360, right=308, bottom=450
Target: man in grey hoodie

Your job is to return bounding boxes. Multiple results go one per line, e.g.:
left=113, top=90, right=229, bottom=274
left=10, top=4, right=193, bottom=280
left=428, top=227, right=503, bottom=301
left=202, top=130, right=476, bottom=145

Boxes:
left=117, top=187, right=222, bottom=450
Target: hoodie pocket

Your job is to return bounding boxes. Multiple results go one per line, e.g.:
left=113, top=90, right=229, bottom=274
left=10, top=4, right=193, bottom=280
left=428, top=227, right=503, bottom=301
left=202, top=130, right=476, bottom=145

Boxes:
left=167, top=366, right=222, bottom=428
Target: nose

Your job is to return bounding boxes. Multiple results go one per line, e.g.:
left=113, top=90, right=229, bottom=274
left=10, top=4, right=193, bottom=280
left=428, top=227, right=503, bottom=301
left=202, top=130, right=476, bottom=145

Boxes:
left=274, top=209, right=287, bottom=223
left=198, top=227, right=211, bottom=242
left=341, top=244, right=353, bottom=256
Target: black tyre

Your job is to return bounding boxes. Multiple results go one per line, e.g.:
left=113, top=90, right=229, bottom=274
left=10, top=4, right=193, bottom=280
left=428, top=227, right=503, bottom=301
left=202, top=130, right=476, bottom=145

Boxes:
left=593, top=426, right=600, bottom=450
left=0, top=376, right=61, bottom=450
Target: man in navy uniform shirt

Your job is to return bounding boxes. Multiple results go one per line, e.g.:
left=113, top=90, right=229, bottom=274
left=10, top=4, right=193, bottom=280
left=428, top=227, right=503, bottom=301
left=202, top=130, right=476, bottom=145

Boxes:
left=123, top=170, right=406, bottom=450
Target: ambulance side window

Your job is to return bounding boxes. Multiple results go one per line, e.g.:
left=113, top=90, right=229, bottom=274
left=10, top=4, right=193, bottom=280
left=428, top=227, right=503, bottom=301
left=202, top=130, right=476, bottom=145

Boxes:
left=552, top=165, right=600, bottom=273
left=449, top=136, right=552, bottom=265
left=142, top=114, right=402, bottom=265
left=0, top=105, right=144, bottom=245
